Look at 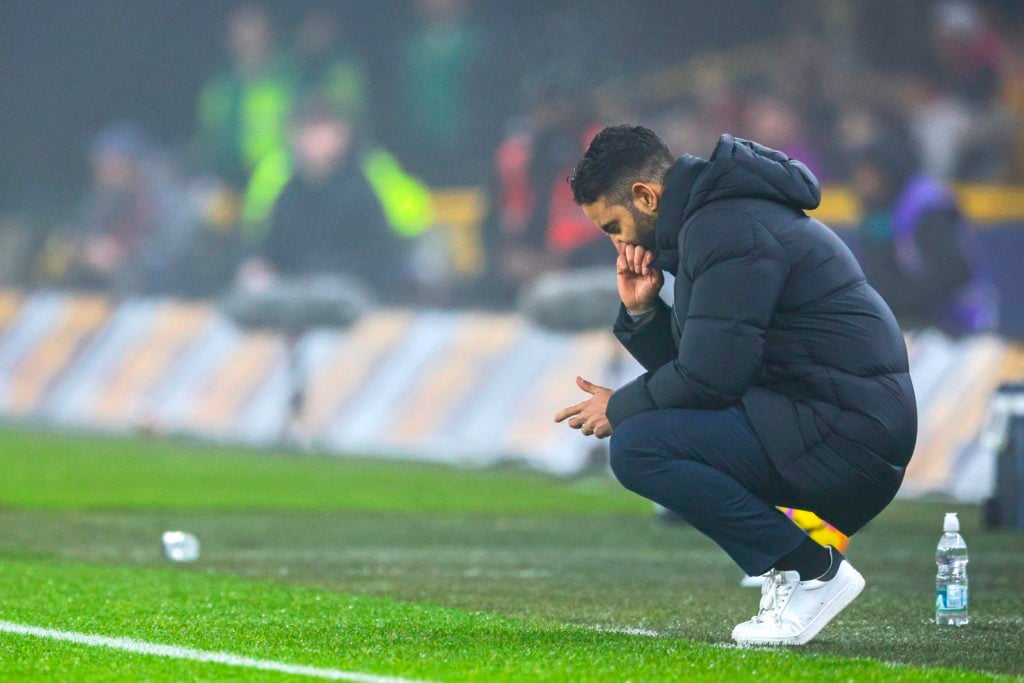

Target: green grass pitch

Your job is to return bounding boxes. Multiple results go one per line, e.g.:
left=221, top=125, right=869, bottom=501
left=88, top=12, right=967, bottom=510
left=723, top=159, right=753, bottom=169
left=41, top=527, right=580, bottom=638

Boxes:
left=0, top=428, right=1021, bottom=681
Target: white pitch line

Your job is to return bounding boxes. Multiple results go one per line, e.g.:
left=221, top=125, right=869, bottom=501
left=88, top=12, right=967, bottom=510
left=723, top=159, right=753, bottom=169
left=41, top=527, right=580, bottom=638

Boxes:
left=0, top=620, right=426, bottom=683
left=581, top=624, right=662, bottom=637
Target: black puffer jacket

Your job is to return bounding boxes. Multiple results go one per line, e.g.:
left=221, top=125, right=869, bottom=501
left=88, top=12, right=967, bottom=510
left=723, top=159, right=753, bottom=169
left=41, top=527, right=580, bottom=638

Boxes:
left=607, top=135, right=917, bottom=533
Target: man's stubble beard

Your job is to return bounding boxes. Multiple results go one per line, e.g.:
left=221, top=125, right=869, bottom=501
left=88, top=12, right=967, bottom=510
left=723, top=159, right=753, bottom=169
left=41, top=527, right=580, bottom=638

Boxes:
left=630, top=205, right=658, bottom=250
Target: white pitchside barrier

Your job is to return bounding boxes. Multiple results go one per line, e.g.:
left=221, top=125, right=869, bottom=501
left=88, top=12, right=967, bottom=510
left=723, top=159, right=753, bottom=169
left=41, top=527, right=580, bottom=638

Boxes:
left=0, top=288, right=1019, bottom=495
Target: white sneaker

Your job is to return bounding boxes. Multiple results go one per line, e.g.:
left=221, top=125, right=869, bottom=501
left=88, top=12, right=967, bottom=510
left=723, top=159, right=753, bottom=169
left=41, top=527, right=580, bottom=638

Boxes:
left=731, top=559, right=865, bottom=646
left=740, top=573, right=768, bottom=588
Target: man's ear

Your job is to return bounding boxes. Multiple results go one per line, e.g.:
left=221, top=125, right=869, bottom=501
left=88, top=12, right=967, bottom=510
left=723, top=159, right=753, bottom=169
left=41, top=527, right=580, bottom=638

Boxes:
left=630, top=182, right=661, bottom=213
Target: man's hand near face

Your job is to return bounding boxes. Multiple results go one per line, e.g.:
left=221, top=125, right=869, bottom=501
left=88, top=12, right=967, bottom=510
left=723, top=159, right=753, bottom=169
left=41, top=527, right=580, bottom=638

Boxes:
left=554, top=376, right=613, bottom=439
left=554, top=243, right=665, bottom=439
left=617, top=243, right=664, bottom=313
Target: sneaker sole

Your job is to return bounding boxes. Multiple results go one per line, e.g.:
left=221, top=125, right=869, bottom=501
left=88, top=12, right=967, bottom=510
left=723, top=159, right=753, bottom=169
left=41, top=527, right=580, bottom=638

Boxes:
left=733, top=568, right=866, bottom=646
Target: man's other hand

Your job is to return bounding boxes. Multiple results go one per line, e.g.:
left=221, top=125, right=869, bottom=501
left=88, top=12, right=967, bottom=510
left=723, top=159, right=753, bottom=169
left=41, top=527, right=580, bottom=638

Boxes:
left=554, top=376, right=613, bottom=439
left=617, top=243, right=664, bottom=313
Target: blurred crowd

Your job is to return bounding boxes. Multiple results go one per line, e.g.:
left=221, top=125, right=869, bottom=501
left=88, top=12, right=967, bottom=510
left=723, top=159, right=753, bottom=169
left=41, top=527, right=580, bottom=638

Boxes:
left=5, top=0, right=1024, bottom=332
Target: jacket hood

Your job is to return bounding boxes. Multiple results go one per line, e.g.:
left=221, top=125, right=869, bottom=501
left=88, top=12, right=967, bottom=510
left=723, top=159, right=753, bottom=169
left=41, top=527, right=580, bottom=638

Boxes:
left=653, top=135, right=821, bottom=259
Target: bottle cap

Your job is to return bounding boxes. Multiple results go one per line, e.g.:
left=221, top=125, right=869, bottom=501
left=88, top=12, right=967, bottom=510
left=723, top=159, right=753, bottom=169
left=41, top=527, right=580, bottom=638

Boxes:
left=943, top=512, right=960, bottom=533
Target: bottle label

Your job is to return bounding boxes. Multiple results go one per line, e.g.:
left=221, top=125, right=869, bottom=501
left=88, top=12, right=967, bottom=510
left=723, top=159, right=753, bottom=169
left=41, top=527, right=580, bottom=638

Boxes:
left=936, top=584, right=968, bottom=611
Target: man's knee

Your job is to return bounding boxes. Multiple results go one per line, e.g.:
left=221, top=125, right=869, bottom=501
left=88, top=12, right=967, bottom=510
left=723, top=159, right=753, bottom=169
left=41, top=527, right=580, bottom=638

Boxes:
left=609, top=415, right=655, bottom=492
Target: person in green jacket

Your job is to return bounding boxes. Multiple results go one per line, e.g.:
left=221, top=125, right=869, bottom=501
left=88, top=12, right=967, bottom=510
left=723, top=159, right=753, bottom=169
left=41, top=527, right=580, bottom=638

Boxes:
left=198, top=4, right=297, bottom=189
left=396, top=0, right=488, bottom=184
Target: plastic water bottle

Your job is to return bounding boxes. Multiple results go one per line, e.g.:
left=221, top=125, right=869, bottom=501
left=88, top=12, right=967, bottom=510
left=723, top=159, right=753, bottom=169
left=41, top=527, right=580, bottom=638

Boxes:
left=161, top=531, right=200, bottom=563
left=935, top=512, right=969, bottom=626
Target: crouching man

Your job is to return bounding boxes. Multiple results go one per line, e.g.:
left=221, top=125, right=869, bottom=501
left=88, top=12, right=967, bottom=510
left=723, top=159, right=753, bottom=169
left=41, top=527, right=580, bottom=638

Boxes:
left=554, top=126, right=916, bottom=646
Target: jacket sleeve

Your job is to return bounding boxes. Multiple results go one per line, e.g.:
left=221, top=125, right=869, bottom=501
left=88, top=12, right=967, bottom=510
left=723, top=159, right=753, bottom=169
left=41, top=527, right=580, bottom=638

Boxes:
left=612, top=297, right=677, bottom=372
left=607, top=209, right=789, bottom=427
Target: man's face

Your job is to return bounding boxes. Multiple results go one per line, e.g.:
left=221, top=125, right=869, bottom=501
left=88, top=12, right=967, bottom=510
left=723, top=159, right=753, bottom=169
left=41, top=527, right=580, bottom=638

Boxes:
left=293, top=119, right=352, bottom=180
left=580, top=186, right=660, bottom=251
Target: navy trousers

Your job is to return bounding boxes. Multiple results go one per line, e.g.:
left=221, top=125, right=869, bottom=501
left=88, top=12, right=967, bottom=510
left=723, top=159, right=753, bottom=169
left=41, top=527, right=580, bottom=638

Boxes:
left=609, top=406, right=809, bottom=576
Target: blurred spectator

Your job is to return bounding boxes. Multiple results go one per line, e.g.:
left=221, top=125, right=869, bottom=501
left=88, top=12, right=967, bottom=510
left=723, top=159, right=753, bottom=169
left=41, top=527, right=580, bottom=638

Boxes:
left=923, top=1, right=1018, bottom=180
left=198, top=4, right=296, bottom=190
left=241, top=91, right=432, bottom=251
left=396, top=0, right=487, bottom=185
left=931, top=1, right=1002, bottom=107
left=692, top=69, right=745, bottom=148
left=743, top=92, right=826, bottom=180
left=773, top=29, right=843, bottom=176
left=851, top=135, right=997, bottom=336
left=653, top=102, right=713, bottom=159
left=294, top=8, right=368, bottom=129
left=837, top=102, right=884, bottom=156
left=903, top=74, right=974, bottom=181
left=64, top=122, right=198, bottom=295
left=238, top=97, right=426, bottom=303
left=486, top=82, right=610, bottom=305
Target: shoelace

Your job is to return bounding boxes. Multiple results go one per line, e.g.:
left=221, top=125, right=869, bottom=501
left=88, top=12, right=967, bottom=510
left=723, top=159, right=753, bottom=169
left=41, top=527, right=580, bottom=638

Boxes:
left=755, top=570, right=795, bottom=623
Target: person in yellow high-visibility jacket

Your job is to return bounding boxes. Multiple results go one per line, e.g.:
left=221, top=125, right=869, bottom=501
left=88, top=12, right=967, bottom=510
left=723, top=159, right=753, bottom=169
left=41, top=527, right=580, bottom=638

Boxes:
left=241, top=135, right=433, bottom=246
left=236, top=96, right=434, bottom=303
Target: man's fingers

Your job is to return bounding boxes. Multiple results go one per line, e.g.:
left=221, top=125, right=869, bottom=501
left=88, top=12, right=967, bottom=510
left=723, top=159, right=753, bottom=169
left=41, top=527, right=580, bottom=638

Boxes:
left=632, top=246, right=642, bottom=273
left=576, top=376, right=599, bottom=395
left=577, top=376, right=610, bottom=395
left=584, top=417, right=610, bottom=439
left=620, top=245, right=658, bottom=275
left=616, top=252, right=629, bottom=275
left=567, top=415, right=586, bottom=429
left=553, top=402, right=584, bottom=422
left=581, top=417, right=598, bottom=436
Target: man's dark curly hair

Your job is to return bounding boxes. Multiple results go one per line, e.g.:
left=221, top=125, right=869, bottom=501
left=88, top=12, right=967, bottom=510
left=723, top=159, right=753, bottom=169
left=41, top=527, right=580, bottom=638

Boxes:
left=568, top=125, right=674, bottom=205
